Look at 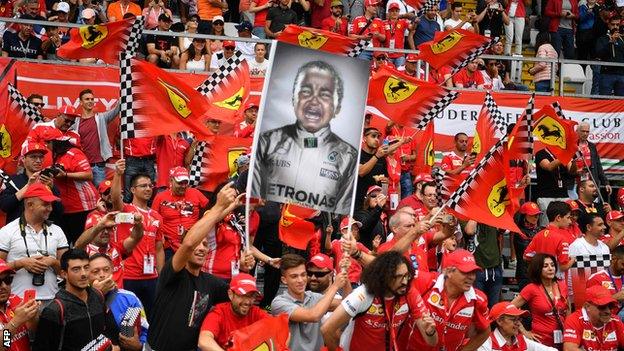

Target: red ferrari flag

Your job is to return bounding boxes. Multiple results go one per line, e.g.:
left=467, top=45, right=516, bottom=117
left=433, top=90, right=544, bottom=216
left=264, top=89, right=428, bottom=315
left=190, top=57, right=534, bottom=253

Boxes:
left=532, top=102, right=578, bottom=165
left=471, top=92, right=506, bottom=163
left=57, top=17, right=144, bottom=64
left=413, top=119, right=435, bottom=176
left=278, top=24, right=369, bottom=57
left=203, top=60, right=251, bottom=122
left=445, top=138, right=521, bottom=234
left=504, top=94, right=534, bottom=212
left=417, top=29, right=496, bottom=75
left=119, top=56, right=215, bottom=140
left=367, top=65, right=458, bottom=129
left=229, top=314, right=290, bottom=351
left=279, top=203, right=320, bottom=250
left=188, top=135, right=252, bottom=192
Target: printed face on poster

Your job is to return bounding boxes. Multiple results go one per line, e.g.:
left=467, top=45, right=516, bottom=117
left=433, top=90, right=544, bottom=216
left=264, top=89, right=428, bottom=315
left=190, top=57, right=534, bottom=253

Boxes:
left=249, top=42, right=370, bottom=215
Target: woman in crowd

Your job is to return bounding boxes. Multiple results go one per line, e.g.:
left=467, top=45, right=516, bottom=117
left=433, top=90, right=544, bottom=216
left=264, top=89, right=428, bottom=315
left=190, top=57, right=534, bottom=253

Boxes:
left=142, top=0, right=173, bottom=30
left=353, top=185, right=387, bottom=251
left=529, top=32, right=558, bottom=92
left=513, top=202, right=544, bottom=291
left=179, top=37, right=211, bottom=71
left=178, top=15, right=200, bottom=52
left=511, top=253, right=569, bottom=350
left=209, top=15, right=226, bottom=53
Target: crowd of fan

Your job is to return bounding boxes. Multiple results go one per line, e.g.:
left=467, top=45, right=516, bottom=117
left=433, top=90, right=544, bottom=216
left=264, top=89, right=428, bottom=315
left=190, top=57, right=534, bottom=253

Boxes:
left=1, top=85, right=624, bottom=350
left=4, top=0, right=624, bottom=94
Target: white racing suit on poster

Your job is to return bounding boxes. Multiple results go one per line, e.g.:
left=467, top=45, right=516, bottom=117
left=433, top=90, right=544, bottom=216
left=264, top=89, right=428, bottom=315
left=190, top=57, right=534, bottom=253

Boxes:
left=252, top=123, right=358, bottom=214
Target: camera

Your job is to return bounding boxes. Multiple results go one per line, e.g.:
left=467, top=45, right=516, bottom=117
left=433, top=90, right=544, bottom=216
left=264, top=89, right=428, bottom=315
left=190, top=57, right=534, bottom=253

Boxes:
left=32, top=250, right=49, bottom=286
left=40, top=164, right=65, bottom=178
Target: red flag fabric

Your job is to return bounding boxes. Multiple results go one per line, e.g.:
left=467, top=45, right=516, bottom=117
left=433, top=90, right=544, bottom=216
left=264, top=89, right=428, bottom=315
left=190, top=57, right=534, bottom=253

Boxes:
left=279, top=203, right=320, bottom=250
left=228, top=314, right=290, bottom=351
left=471, top=102, right=500, bottom=164
left=191, top=135, right=252, bottom=192
left=367, top=65, right=457, bottom=129
left=416, top=29, right=491, bottom=72
left=412, top=120, right=435, bottom=176
left=532, top=102, right=578, bottom=165
left=278, top=25, right=365, bottom=56
left=204, top=60, right=251, bottom=122
left=120, top=58, right=216, bottom=139
left=446, top=140, right=521, bottom=233
left=504, top=95, right=534, bottom=212
left=57, top=18, right=135, bottom=64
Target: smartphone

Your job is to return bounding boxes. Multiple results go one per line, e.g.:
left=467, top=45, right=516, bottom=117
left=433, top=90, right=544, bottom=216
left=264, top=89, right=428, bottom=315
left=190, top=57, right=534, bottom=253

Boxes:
left=115, top=213, right=134, bottom=224
left=40, top=167, right=56, bottom=178
left=23, top=289, right=36, bottom=303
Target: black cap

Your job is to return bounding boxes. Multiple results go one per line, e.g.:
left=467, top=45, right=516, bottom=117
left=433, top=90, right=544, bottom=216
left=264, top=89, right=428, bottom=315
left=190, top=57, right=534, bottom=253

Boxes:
left=363, top=127, right=380, bottom=135
left=158, top=13, right=172, bottom=22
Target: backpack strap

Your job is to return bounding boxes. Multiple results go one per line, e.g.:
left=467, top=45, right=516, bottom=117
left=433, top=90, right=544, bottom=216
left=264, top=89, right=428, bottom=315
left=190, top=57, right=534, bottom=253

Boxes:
left=53, top=299, right=65, bottom=351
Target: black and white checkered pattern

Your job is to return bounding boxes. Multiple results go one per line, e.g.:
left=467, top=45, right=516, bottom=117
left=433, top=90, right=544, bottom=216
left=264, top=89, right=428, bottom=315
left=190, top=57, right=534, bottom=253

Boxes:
left=433, top=168, right=449, bottom=207
left=483, top=91, right=506, bottom=134
left=416, top=0, right=439, bottom=17
left=189, top=140, right=209, bottom=187
left=416, top=90, right=459, bottom=130
left=572, top=254, right=611, bottom=269
left=196, top=51, right=244, bottom=96
left=7, top=83, right=44, bottom=124
left=512, top=93, right=534, bottom=157
left=347, top=39, right=370, bottom=57
left=125, top=16, right=145, bottom=57
left=551, top=101, right=566, bottom=119
left=450, top=37, right=500, bottom=76
left=119, top=52, right=136, bottom=139
left=0, top=169, right=18, bottom=191
left=121, top=307, right=141, bottom=328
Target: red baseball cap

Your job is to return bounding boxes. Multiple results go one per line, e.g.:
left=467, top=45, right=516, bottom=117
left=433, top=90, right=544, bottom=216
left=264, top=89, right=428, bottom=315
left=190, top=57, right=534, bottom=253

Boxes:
left=223, top=40, right=236, bottom=48
left=57, top=105, right=80, bottom=118
left=406, top=53, right=419, bottom=63
left=0, top=259, right=15, bottom=275
left=488, top=301, right=529, bottom=322
left=22, top=183, right=60, bottom=202
left=388, top=2, right=400, bottom=10
left=169, top=166, right=189, bottom=183
left=21, top=142, right=48, bottom=157
left=340, top=217, right=362, bottom=230
left=98, top=180, right=112, bottom=194
left=230, top=273, right=260, bottom=295
left=519, top=202, right=542, bottom=216
left=367, top=185, right=383, bottom=196
left=442, top=249, right=482, bottom=273
left=566, top=199, right=580, bottom=212
left=617, top=188, right=624, bottom=208
left=36, top=126, right=64, bottom=141
left=364, top=0, right=380, bottom=6
left=244, top=101, right=258, bottom=111
left=307, top=254, right=334, bottom=271
left=585, top=285, right=617, bottom=307
left=373, top=51, right=387, bottom=58
left=607, top=210, right=624, bottom=221
left=413, top=173, right=433, bottom=184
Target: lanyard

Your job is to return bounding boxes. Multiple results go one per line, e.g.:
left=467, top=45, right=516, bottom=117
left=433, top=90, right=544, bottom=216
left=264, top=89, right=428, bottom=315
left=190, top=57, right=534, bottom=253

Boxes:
left=18, top=38, right=30, bottom=57
left=542, top=284, right=565, bottom=332
left=607, top=268, right=624, bottom=293
left=19, top=216, right=49, bottom=257
left=382, top=298, right=402, bottom=351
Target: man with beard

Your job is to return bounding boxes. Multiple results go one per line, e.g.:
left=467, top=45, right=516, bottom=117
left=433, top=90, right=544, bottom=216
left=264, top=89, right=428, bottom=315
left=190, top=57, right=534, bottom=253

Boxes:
left=88, top=253, right=148, bottom=351
left=198, top=273, right=269, bottom=350
left=0, top=142, right=63, bottom=223
left=0, top=259, right=39, bottom=351
left=234, top=102, right=258, bottom=138
left=29, top=106, right=81, bottom=147
left=576, top=122, right=611, bottom=196
left=271, top=253, right=348, bottom=351
left=601, top=211, right=624, bottom=249
left=321, top=0, right=348, bottom=35
left=152, top=167, right=209, bottom=260
left=34, top=249, right=119, bottom=351
left=563, top=285, right=624, bottom=350
left=306, top=254, right=334, bottom=293
left=401, top=249, right=490, bottom=351
left=1, top=14, right=43, bottom=59
left=574, top=180, right=611, bottom=219
left=146, top=183, right=243, bottom=350
left=321, top=251, right=438, bottom=350
left=440, top=132, right=476, bottom=181
left=252, top=61, right=358, bottom=214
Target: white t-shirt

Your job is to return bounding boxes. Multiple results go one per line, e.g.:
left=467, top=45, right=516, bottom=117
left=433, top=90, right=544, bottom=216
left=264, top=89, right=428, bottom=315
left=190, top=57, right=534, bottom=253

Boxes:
left=480, top=70, right=505, bottom=91
left=569, top=237, right=610, bottom=257
left=0, top=218, right=69, bottom=300
left=444, top=18, right=473, bottom=31
left=248, top=58, right=269, bottom=77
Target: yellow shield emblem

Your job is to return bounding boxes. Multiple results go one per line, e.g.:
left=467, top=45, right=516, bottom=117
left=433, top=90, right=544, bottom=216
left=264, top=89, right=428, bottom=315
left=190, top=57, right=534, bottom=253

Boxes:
left=383, top=77, right=417, bottom=103
left=431, top=31, right=464, bottom=54
left=251, top=341, right=271, bottom=351
left=297, top=31, right=328, bottom=49
left=79, top=25, right=109, bottom=49
left=214, top=87, right=245, bottom=110
left=0, top=124, right=12, bottom=159
left=472, top=132, right=481, bottom=155
left=486, top=178, right=509, bottom=217
left=424, top=139, right=435, bottom=166
left=227, top=147, right=248, bottom=177
left=158, top=79, right=192, bottom=118
left=534, top=116, right=566, bottom=149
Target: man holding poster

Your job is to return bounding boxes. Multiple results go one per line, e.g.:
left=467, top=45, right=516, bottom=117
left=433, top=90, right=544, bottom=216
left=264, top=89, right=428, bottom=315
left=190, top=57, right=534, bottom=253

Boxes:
left=251, top=43, right=368, bottom=215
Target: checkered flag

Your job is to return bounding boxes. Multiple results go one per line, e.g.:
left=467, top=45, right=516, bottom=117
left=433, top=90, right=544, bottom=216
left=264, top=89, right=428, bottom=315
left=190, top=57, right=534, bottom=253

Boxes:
left=119, top=52, right=135, bottom=139
left=450, top=37, right=500, bottom=76
left=196, top=51, right=244, bottom=96
left=415, top=90, right=459, bottom=130
left=483, top=91, right=506, bottom=134
left=551, top=101, right=566, bottom=119
left=347, top=39, right=370, bottom=57
left=572, top=254, right=611, bottom=269
left=189, top=140, right=210, bottom=187
left=125, top=16, right=145, bottom=57
left=433, top=168, right=451, bottom=207
left=7, top=83, right=44, bottom=124
left=416, top=0, right=439, bottom=17
left=0, top=169, right=19, bottom=191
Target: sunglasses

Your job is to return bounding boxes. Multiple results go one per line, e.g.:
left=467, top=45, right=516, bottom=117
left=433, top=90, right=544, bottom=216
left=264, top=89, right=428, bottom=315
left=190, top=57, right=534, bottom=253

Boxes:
left=32, top=102, right=45, bottom=107
left=0, top=275, right=14, bottom=286
left=307, top=270, right=331, bottom=278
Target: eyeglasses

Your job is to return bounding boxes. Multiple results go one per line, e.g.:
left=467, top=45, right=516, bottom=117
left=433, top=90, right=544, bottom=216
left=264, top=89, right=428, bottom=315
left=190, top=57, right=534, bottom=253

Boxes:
left=32, top=102, right=45, bottom=107
left=62, top=117, right=75, bottom=125
left=0, top=275, right=14, bottom=286
left=307, top=270, right=331, bottom=278
left=213, top=21, right=224, bottom=25
left=134, top=183, right=154, bottom=189
left=393, top=273, right=410, bottom=282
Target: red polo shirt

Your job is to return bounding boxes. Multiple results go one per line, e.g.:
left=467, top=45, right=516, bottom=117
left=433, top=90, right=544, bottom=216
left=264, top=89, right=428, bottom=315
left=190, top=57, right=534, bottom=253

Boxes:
left=200, top=302, right=269, bottom=348
left=564, top=308, right=624, bottom=350
left=523, top=224, right=571, bottom=266
left=587, top=269, right=624, bottom=295
left=350, top=16, right=385, bottom=47
left=117, top=204, right=163, bottom=280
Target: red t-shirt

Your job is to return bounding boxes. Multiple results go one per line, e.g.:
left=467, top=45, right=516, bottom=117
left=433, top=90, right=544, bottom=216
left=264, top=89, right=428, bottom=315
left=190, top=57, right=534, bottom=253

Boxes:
left=384, top=19, right=410, bottom=58
left=321, top=16, right=348, bottom=35
left=151, top=188, right=208, bottom=251
left=310, top=0, right=331, bottom=29
left=202, top=214, right=243, bottom=279
left=397, top=195, right=428, bottom=218
left=387, top=156, right=401, bottom=198
left=117, top=204, right=163, bottom=280
left=123, top=137, right=155, bottom=157
left=200, top=302, right=269, bottom=348
left=440, top=151, right=474, bottom=185
left=403, top=275, right=489, bottom=351
left=330, top=240, right=369, bottom=283
left=523, top=225, right=571, bottom=266
left=233, top=121, right=255, bottom=138
left=564, top=308, right=624, bottom=350
left=54, top=148, right=98, bottom=213
left=587, top=269, right=624, bottom=295
left=378, top=237, right=430, bottom=272
left=86, top=242, right=127, bottom=288
left=600, top=232, right=624, bottom=247
left=452, top=68, right=485, bottom=88
left=519, top=281, right=568, bottom=347
left=155, top=135, right=190, bottom=188
left=0, top=295, right=30, bottom=351
left=430, top=66, right=453, bottom=85
left=350, top=16, right=385, bottom=47
left=252, top=0, right=269, bottom=27
left=78, top=117, right=104, bottom=164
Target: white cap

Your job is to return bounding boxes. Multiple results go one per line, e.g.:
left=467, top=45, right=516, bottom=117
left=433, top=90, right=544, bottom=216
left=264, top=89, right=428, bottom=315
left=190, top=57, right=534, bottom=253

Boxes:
left=81, top=8, right=96, bottom=19
left=56, top=2, right=70, bottom=13
left=212, top=15, right=224, bottom=23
